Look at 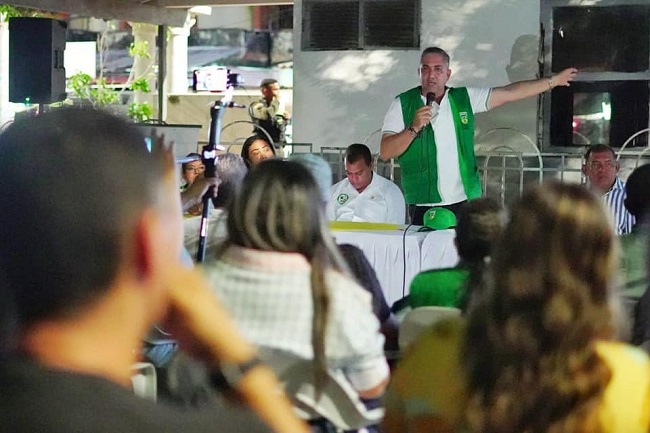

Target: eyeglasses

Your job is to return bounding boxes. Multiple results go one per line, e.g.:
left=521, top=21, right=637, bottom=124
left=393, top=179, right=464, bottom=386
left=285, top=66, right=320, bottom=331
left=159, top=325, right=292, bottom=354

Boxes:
left=184, top=164, right=205, bottom=173
left=588, top=160, right=616, bottom=170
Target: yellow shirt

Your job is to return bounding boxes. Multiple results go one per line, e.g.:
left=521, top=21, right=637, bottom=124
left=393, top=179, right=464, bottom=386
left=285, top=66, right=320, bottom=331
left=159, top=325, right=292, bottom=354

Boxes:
left=383, top=317, right=650, bottom=433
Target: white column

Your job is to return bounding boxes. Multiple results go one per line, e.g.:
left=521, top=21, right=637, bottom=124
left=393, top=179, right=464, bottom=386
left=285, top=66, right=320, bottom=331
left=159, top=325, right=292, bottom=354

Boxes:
left=166, top=18, right=193, bottom=95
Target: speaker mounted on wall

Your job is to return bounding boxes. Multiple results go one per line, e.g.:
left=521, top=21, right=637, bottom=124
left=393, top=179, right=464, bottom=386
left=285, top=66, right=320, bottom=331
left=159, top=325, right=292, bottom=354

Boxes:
left=9, top=17, right=67, bottom=104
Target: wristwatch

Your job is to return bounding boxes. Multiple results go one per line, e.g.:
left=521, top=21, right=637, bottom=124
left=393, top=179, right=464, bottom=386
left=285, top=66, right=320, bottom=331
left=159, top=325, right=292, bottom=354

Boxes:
left=211, top=356, right=264, bottom=389
left=407, top=125, right=419, bottom=137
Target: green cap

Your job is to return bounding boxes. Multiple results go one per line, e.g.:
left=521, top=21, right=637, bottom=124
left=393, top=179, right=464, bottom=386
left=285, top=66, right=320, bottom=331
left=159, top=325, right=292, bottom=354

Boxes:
left=423, top=207, right=457, bottom=230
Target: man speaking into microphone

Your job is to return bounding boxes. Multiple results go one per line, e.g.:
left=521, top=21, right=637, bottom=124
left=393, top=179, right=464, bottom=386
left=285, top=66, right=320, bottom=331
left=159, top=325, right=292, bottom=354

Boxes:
left=380, top=46, right=577, bottom=225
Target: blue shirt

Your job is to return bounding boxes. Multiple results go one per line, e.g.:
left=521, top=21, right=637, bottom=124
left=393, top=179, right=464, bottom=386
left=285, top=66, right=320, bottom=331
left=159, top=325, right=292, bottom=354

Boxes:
left=603, top=177, right=635, bottom=235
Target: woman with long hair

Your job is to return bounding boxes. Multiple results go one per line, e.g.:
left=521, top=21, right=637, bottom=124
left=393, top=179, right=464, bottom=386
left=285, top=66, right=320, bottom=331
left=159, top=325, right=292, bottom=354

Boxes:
left=463, top=182, right=650, bottom=433
left=383, top=183, right=650, bottom=433
left=203, top=159, right=389, bottom=400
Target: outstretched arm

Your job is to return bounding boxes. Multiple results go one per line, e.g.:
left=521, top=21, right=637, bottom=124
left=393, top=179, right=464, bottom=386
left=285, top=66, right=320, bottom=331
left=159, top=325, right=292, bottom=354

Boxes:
left=488, top=67, right=578, bottom=110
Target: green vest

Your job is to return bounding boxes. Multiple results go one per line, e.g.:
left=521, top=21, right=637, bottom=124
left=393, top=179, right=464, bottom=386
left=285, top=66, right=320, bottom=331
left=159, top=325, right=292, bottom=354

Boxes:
left=397, top=86, right=482, bottom=204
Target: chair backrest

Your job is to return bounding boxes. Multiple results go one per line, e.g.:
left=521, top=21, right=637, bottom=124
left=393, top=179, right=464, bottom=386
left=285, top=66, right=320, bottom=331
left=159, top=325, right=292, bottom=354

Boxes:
left=399, top=306, right=461, bottom=350
left=258, top=347, right=384, bottom=430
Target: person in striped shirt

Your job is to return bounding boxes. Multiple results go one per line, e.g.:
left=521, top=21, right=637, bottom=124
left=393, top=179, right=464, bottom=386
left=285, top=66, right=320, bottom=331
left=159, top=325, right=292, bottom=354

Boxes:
left=582, top=144, right=635, bottom=235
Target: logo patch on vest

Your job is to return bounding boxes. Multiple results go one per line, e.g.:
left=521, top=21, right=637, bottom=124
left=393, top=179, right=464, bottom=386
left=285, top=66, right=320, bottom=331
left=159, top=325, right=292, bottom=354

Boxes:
left=459, top=112, right=469, bottom=125
left=337, top=193, right=349, bottom=205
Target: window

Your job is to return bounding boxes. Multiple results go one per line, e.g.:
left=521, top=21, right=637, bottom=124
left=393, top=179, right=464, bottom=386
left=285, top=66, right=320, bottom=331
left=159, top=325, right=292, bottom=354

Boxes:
left=302, top=0, right=420, bottom=51
left=540, top=1, right=650, bottom=149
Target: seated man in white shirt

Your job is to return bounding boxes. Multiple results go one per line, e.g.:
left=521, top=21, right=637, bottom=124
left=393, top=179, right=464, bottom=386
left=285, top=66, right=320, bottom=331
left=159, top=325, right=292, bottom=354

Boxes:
left=328, top=143, right=406, bottom=224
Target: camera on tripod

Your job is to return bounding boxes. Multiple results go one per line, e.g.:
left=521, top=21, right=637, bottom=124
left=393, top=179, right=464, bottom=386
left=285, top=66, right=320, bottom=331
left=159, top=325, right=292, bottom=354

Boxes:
left=192, top=67, right=243, bottom=92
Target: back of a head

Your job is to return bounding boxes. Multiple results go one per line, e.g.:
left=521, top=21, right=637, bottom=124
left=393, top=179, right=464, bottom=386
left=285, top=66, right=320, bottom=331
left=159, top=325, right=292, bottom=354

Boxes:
left=289, top=153, right=332, bottom=204
left=0, top=107, right=167, bottom=327
left=455, top=198, right=504, bottom=264
left=624, top=163, right=650, bottom=222
left=494, top=182, right=615, bottom=307
left=227, top=159, right=330, bottom=258
left=345, top=143, right=372, bottom=167
left=463, top=182, right=615, bottom=433
left=213, top=153, right=247, bottom=208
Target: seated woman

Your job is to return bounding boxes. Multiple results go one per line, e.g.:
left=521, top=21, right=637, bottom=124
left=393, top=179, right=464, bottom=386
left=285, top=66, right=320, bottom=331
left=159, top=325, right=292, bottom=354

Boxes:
left=203, top=160, right=389, bottom=403
left=408, top=198, right=504, bottom=309
left=240, top=134, right=275, bottom=168
left=383, top=182, right=650, bottom=433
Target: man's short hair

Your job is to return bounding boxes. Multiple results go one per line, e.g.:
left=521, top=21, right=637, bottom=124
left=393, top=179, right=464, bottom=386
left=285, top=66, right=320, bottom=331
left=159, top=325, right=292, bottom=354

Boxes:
left=421, top=47, right=450, bottom=66
left=260, top=78, right=278, bottom=89
left=213, top=153, right=247, bottom=208
left=0, top=107, right=167, bottom=327
left=625, top=164, right=650, bottom=220
left=345, top=143, right=372, bottom=167
left=585, top=144, right=616, bottom=161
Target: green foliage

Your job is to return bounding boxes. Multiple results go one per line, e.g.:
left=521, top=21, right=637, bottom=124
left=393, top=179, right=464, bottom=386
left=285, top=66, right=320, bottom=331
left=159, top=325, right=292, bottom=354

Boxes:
left=68, top=72, right=119, bottom=107
left=131, top=77, right=150, bottom=93
left=129, top=41, right=151, bottom=59
left=0, top=5, right=40, bottom=21
left=128, top=102, right=153, bottom=123
left=67, top=25, right=156, bottom=122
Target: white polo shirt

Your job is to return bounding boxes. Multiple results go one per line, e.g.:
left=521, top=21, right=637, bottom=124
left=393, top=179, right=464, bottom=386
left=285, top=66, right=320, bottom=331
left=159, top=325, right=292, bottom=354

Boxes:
left=382, top=87, right=490, bottom=205
left=327, top=172, right=406, bottom=224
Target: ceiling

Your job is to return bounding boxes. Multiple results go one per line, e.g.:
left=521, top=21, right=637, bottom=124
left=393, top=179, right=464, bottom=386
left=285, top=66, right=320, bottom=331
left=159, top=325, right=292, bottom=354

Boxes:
left=4, top=0, right=292, bottom=27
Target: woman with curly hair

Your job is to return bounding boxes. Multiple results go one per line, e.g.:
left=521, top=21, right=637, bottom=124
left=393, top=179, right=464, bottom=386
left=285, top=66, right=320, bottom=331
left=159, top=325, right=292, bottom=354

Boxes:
left=463, top=182, right=650, bottom=433
left=383, top=182, right=650, bottom=433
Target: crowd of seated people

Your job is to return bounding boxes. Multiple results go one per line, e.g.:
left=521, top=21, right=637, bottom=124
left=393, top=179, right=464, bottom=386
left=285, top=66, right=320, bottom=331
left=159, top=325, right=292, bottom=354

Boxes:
left=4, top=107, right=650, bottom=433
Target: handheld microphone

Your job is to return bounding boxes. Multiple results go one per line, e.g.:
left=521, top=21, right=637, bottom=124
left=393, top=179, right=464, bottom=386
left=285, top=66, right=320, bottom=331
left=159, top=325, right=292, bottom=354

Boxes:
left=426, top=92, right=436, bottom=106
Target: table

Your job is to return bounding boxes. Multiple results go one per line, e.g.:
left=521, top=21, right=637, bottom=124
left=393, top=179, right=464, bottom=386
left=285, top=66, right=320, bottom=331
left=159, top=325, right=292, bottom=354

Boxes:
left=331, top=226, right=458, bottom=306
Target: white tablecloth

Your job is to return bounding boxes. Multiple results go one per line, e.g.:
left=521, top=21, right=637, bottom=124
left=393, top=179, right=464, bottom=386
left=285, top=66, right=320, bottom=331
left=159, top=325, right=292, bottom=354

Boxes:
left=332, top=227, right=458, bottom=306
left=420, top=229, right=459, bottom=272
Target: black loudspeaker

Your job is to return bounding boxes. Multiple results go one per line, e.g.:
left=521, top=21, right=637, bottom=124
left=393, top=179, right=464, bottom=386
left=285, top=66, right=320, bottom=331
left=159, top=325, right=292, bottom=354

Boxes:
left=9, top=17, right=67, bottom=104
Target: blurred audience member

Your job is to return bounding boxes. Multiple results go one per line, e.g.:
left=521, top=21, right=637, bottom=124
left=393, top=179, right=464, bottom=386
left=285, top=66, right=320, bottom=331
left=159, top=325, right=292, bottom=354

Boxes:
left=0, top=107, right=307, bottom=433
left=622, top=164, right=650, bottom=346
left=180, top=153, right=205, bottom=191
left=463, top=182, right=648, bottom=433
left=241, top=134, right=275, bottom=168
left=338, top=244, right=399, bottom=354
left=204, top=160, right=389, bottom=406
left=185, top=154, right=247, bottom=260
left=408, top=198, right=504, bottom=310
left=328, top=143, right=405, bottom=224
left=582, top=144, right=635, bottom=234
left=290, top=153, right=332, bottom=206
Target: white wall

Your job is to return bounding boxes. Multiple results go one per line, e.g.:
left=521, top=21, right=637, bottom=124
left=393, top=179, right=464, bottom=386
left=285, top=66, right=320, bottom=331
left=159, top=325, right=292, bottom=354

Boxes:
left=293, top=0, right=541, bottom=153
left=196, top=6, right=252, bottom=29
